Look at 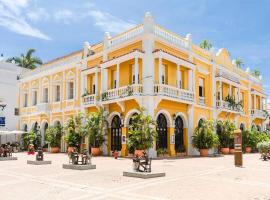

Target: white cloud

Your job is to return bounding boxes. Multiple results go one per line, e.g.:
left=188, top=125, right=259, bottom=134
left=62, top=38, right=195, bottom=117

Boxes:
left=27, top=7, right=50, bottom=22
left=0, top=0, right=50, bottom=40
left=54, top=9, right=74, bottom=24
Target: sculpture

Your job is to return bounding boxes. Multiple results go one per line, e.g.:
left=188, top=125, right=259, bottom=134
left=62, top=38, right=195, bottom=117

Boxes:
left=36, top=147, right=44, bottom=161
left=132, top=151, right=152, bottom=172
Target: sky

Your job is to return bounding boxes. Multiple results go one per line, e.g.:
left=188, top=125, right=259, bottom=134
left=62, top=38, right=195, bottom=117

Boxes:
left=0, top=0, right=270, bottom=95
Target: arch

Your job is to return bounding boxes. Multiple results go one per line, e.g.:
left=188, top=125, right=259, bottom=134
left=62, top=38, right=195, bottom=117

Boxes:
left=108, top=111, right=121, bottom=127
left=198, top=118, right=206, bottom=127
left=174, top=116, right=184, bottom=152
left=124, top=109, right=140, bottom=126
left=111, top=115, right=122, bottom=151
left=21, top=123, right=28, bottom=132
left=239, top=123, right=245, bottom=131
left=40, top=120, right=49, bottom=147
left=156, top=113, right=168, bottom=149
left=66, top=70, right=75, bottom=80
left=155, top=110, right=172, bottom=127
left=42, top=77, right=49, bottom=85
left=53, top=74, right=61, bottom=82
left=31, top=121, right=38, bottom=130
left=174, top=112, right=188, bottom=128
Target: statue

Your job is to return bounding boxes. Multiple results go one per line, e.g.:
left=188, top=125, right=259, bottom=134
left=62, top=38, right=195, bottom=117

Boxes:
left=36, top=147, right=44, bottom=161
left=132, top=151, right=152, bottom=172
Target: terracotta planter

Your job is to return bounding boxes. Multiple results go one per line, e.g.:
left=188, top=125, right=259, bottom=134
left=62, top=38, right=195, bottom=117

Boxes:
left=221, top=147, right=230, bottom=154
left=51, top=147, right=60, bottom=153
left=67, top=146, right=75, bottom=153
left=91, top=147, right=101, bottom=156
left=199, top=149, right=209, bottom=157
left=134, top=150, right=143, bottom=157
left=245, top=147, right=252, bottom=153
left=229, top=149, right=235, bottom=154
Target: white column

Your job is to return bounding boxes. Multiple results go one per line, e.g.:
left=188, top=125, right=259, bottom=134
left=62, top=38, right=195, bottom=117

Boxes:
left=94, top=71, right=98, bottom=95
left=187, top=105, right=195, bottom=155
left=229, top=85, right=232, bottom=96
left=188, top=69, right=192, bottom=91
left=135, top=56, right=139, bottom=84
left=101, top=68, right=108, bottom=92
left=116, top=63, right=120, bottom=88
left=177, top=64, right=181, bottom=88
left=158, top=56, right=162, bottom=84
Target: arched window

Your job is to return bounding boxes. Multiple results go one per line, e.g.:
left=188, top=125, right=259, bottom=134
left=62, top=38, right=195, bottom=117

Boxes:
left=111, top=115, right=122, bottom=151
left=156, top=114, right=167, bottom=149
left=175, top=116, right=184, bottom=152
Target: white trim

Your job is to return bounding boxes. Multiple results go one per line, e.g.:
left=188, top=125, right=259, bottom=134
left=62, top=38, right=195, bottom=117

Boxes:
left=108, top=111, right=121, bottom=127
left=155, top=109, right=173, bottom=127
left=174, top=112, right=188, bottom=128
left=124, top=109, right=140, bottom=126
left=197, top=67, right=210, bottom=75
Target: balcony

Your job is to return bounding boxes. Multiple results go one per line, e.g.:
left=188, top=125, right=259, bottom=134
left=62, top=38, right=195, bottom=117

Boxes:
left=198, top=97, right=206, bottom=106
left=101, top=84, right=143, bottom=102
left=216, top=100, right=242, bottom=113
left=154, top=84, right=194, bottom=104
left=37, top=103, right=51, bottom=113
left=251, top=109, right=267, bottom=119
left=82, top=94, right=97, bottom=106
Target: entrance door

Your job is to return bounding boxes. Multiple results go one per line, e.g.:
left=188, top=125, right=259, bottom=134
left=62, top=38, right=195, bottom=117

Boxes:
left=156, top=114, right=167, bottom=149
left=111, top=115, right=122, bottom=151
left=174, top=116, right=184, bottom=152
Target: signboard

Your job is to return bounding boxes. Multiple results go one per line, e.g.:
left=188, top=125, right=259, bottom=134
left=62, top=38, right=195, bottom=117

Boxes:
left=0, top=117, right=5, bottom=127
left=234, top=129, right=242, bottom=167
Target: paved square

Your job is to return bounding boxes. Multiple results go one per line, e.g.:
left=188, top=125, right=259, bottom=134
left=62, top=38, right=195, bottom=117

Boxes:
left=0, top=153, right=269, bottom=200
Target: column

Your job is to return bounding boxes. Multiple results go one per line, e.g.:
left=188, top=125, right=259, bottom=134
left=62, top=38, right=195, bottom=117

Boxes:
left=168, top=127, right=176, bottom=156
left=94, top=71, right=98, bottom=95
left=116, top=63, right=120, bottom=88
left=121, top=126, right=128, bottom=157
left=187, top=105, right=195, bottom=155
left=158, top=56, right=163, bottom=84
left=134, top=56, right=139, bottom=84
left=177, top=64, right=181, bottom=88
left=229, top=85, right=232, bottom=96
left=188, top=69, right=193, bottom=91
left=101, top=68, right=108, bottom=92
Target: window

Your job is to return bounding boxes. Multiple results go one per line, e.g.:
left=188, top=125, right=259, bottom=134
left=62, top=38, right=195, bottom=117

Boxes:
left=43, top=88, right=48, bottom=103
left=92, top=84, right=96, bottom=94
left=132, top=65, right=135, bottom=84
left=55, top=85, right=60, bottom=102
left=162, top=65, right=165, bottom=84
left=67, top=82, right=74, bottom=100
left=23, top=93, right=28, bottom=107
left=199, top=78, right=205, bottom=97
left=113, top=70, right=117, bottom=88
left=32, top=90, right=37, bottom=105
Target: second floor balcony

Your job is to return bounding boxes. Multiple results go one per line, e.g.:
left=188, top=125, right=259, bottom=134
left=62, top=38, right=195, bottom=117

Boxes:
left=37, top=103, right=51, bottom=113
left=216, top=100, right=243, bottom=113
left=154, top=84, right=194, bottom=104
left=251, top=109, right=267, bottom=119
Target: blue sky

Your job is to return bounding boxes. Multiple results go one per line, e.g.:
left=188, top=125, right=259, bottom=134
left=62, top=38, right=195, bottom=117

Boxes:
left=0, top=0, right=270, bottom=94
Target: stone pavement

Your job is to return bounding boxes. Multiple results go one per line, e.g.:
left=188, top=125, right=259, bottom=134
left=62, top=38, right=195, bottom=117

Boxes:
left=0, top=153, right=270, bottom=200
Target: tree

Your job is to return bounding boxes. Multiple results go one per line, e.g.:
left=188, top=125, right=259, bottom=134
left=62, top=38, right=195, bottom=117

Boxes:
left=252, top=69, right=261, bottom=77
left=235, top=57, right=244, bottom=68
left=7, top=49, right=42, bottom=69
left=199, top=40, right=212, bottom=50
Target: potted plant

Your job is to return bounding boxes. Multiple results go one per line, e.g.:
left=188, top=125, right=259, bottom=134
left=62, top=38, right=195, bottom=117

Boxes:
left=216, top=120, right=235, bottom=154
left=257, top=141, right=270, bottom=160
left=127, top=108, right=156, bottom=157
left=85, top=107, right=108, bottom=156
left=176, top=145, right=186, bottom=157
left=192, top=120, right=219, bottom=157
left=45, top=124, right=63, bottom=153
left=23, top=130, right=37, bottom=151
left=42, top=144, right=48, bottom=152
left=64, top=114, right=84, bottom=153
left=242, top=130, right=253, bottom=153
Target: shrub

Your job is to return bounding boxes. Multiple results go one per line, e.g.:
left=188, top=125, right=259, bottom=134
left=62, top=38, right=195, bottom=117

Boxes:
left=23, top=130, right=37, bottom=148
left=192, top=120, right=219, bottom=150
left=45, top=124, right=63, bottom=148
left=216, top=120, right=235, bottom=148
left=257, top=141, right=270, bottom=154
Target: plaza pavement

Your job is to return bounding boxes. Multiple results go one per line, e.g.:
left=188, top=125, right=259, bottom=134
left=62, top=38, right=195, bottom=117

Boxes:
left=0, top=153, right=270, bottom=200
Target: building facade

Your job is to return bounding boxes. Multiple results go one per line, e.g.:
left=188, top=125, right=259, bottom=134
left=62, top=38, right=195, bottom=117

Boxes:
left=18, top=13, right=268, bottom=156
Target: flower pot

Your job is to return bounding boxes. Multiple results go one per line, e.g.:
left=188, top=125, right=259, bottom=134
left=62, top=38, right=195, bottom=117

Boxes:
left=42, top=148, right=48, bottom=152
left=91, top=147, right=101, bottom=156
left=67, top=146, right=75, bottom=153
left=134, top=150, right=143, bottom=157
left=177, top=152, right=187, bottom=157
left=199, top=149, right=209, bottom=157
left=245, top=147, right=252, bottom=153
left=229, top=149, right=235, bottom=154
left=51, top=147, right=60, bottom=153
left=221, top=147, right=230, bottom=154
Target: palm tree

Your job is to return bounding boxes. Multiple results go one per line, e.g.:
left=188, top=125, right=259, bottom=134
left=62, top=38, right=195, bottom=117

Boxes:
left=200, top=40, right=212, bottom=50
left=7, top=49, right=42, bottom=69
left=235, top=57, right=244, bottom=68
left=252, top=69, right=261, bottom=77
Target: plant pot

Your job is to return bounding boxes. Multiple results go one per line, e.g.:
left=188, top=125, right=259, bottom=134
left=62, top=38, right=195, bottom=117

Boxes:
left=221, top=147, right=230, bottom=154
left=51, top=147, right=60, bottom=153
left=199, top=149, right=209, bottom=157
left=229, top=149, right=235, bottom=154
left=67, top=146, right=75, bottom=153
left=81, top=143, right=87, bottom=151
left=245, top=147, right=252, bottom=153
left=177, top=152, right=186, bottom=157
left=134, top=150, right=143, bottom=157
left=42, top=148, right=48, bottom=152
left=91, top=147, right=101, bottom=156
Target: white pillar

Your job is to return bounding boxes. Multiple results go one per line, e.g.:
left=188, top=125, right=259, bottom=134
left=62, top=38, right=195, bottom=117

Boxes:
left=177, top=64, right=181, bottom=88
left=187, top=105, right=195, bottom=155
left=135, top=56, right=139, bottom=84
left=116, top=63, right=120, bottom=88
left=188, top=69, right=193, bottom=91
left=229, top=85, right=232, bottom=96
left=158, top=56, right=162, bottom=84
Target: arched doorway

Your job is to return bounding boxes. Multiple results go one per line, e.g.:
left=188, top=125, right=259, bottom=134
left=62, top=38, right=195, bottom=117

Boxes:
left=111, top=115, right=122, bottom=151
left=174, top=116, right=184, bottom=152
left=22, top=124, right=28, bottom=132
left=156, top=114, right=167, bottom=149
left=41, top=122, right=48, bottom=147
left=240, top=123, right=245, bottom=131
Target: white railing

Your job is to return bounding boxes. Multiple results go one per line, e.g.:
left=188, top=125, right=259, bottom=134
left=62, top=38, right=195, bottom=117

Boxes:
left=216, top=100, right=242, bottom=112
left=108, top=25, right=144, bottom=48
left=82, top=94, right=96, bottom=106
left=251, top=109, right=267, bottom=119
left=216, top=70, right=239, bottom=83
left=154, top=84, right=194, bottom=103
left=154, top=25, right=189, bottom=49
left=37, top=103, right=50, bottom=113
left=101, top=84, right=143, bottom=101
left=198, top=97, right=205, bottom=105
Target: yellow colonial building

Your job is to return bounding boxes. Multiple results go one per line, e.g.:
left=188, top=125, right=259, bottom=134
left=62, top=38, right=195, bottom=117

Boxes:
left=18, top=12, right=268, bottom=157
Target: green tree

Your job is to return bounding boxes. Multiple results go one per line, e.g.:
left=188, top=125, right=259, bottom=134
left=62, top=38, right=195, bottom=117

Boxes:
left=252, top=69, right=261, bottom=77
left=199, top=40, right=212, bottom=50
left=7, top=49, right=42, bottom=69
left=45, top=124, right=63, bottom=148
left=235, top=57, right=244, bottom=68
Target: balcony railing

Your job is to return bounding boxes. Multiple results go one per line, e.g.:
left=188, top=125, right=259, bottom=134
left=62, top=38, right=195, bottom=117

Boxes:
left=154, top=84, right=194, bottom=103
left=251, top=109, right=267, bottom=119
left=82, top=94, right=97, bottom=106
left=37, top=103, right=51, bottom=113
left=101, top=84, right=143, bottom=101
left=216, top=100, right=242, bottom=113
left=198, top=96, right=205, bottom=106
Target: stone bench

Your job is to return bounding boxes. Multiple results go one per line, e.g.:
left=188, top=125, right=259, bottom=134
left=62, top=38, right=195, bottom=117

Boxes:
left=0, top=157, right=17, bottom=161
left=27, top=160, right=52, bottom=165
left=123, top=171, right=165, bottom=179
left=62, top=164, right=96, bottom=170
